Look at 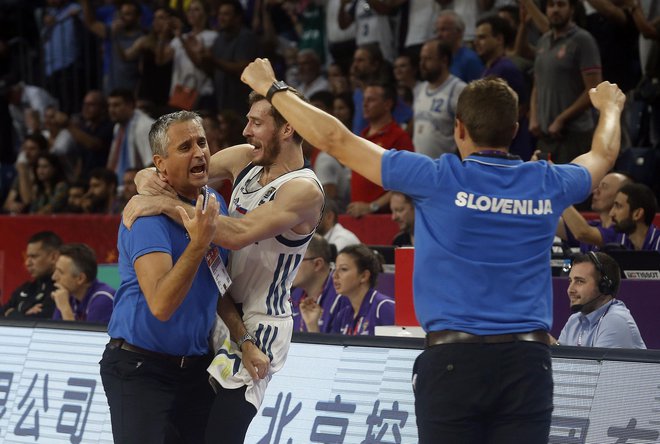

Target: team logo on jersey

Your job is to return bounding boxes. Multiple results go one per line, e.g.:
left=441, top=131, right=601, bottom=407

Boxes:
left=258, top=187, right=277, bottom=206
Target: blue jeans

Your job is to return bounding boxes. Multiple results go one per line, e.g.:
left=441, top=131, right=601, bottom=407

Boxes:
left=413, top=341, right=553, bottom=444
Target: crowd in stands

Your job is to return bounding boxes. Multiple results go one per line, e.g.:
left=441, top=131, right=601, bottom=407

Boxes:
left=1, top=0, right=659, bottom=334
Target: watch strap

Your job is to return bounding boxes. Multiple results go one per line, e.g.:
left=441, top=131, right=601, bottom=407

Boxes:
left=266, top=81, right=289, bottom=102
left=236, top=332, right=256, bottom=350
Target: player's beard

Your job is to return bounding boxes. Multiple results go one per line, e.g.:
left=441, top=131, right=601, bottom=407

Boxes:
left=614, top=216, right=636, bottom=235
left=253, top=138, right=282, bottom=167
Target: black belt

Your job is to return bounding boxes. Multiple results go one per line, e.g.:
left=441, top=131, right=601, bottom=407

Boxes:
left=425, top=330, right=550, bottom=347
left=108, top=338, right=207, bottom=369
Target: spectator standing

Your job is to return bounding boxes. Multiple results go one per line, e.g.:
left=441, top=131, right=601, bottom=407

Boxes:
left=203, top=0, right=261, bottom=118
left=295, top=49, right=330, bottom=98
left=81, top=0, right=145, bottom=92
left=349, top=81, right=414, bottom=217
left=413, top=40, right=466, bottom=158
left=169, top=0, right=218, bottom=110
left=474, top=15, right=532, bottom=159
left=41, top=0, right=83, bottom=114
left=106, top=89, right=155, bottom=183
left=325, top=0, right=357, bottom=75
left=530, top=0, right=602, bottom=164
left=60, top=90, right=114, bottom=175
left=338, top=0, right=402, bottom=63
left=434, top=10, right=484, bottom=83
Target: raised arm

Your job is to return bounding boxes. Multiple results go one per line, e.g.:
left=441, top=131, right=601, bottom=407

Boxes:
left=134, top=195, right=218, bottom=321
left=571, top=81, right=625, bottom=190
left=561, top=206, right=605, bottom=247
left=241, top=58, right=385, bottom=186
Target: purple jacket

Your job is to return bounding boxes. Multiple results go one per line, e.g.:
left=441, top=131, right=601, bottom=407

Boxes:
left=331, top=288, right=395, bottom=336
left=53, top=279, right=115, bottom=324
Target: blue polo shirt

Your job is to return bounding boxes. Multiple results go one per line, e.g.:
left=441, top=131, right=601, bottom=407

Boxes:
left=382, top=150, right=591, bottom=334
left=108, top=189, right=228, bottom=356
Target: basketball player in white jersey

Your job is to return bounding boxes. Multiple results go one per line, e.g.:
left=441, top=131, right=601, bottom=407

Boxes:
left=124, top=88, right=324, bottom=443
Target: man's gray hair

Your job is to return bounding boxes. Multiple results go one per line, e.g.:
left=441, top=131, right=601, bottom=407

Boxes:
left=438, top=10, right=465, bottom=34
left=149, top=111, right=203, bottom=157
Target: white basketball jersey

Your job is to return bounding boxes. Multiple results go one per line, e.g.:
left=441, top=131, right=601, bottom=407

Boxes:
left=228, top=164, right=323, bottom=320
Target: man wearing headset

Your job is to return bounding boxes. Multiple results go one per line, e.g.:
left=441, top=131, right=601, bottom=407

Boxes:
left=557, top=252, right=646, bottom=348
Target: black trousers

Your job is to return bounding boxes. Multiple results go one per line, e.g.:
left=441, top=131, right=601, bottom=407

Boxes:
left=204, top=384, right=257, bottom=444
left=100, top=344, right=214, bottom=444
left=413, top=341, right=553, bottom=444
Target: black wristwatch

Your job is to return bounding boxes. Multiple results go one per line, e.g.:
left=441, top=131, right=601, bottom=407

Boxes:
left=236, top=332, right=257, bottom=350
left=266, top=80, right=290, bottom=102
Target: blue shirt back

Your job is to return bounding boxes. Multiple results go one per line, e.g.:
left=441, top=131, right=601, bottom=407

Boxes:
left=382, top=150, right=591, bottom=334
left=108, top=190, right=228, bottom=356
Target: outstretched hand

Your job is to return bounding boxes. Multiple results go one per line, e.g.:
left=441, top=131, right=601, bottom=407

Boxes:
left=589, top=81, right=625, bottom=114
left=241, top=58, right=277, bottom=97
left=176, top=193, right=218, bottom=250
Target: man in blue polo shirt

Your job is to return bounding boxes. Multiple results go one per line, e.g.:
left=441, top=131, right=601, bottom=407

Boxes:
left=100, top=111, right=228, bottom=443
left=240, top=59, right=625, bottom=443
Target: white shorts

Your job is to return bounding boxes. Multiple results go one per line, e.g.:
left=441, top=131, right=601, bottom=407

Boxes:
left=208, top=314, right=293, bottom=409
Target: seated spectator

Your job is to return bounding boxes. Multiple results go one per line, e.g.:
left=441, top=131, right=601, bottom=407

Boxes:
left=291, top=234, right=350, bottom=333
left=558, top=172, right=632, bottom=252
left=43, top=105, right=76, bottom=175
left=63, top=180, right=89, bottom=213
left=1, top=231, right=61, bottom=319
left=118, top=167, right=139, bottom=210
left=330, top=244, right=395, bottom=336
left=390, top=191, right=414, bottom=247
left=8, top=81, right=58, bottom=142
left=82, top=167, right=121, bottom=214
left=317, top=199, right=360, bottom=252
left=327, top=62, right=351, bottom=95
left=2, top=134, right=49, bottom=214
left=333, top=92, right=354, bottom=129
left=52, top=243, right=115, bottom=324
left=557, top=252, right=645, bottom=348
left=606, top=183, right=659, bottom=251
left=29, top=153, right=69, bottom=214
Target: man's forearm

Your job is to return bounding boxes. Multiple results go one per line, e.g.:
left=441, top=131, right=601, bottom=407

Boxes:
left=217, top=293, right=249, bottom=342
left=562, top=206, right=604, bottom=246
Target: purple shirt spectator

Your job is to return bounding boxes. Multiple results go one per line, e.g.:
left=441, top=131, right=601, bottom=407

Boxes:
left=600, top=225, right=660, bottom=251
left=331, top=289, right=395, bottom=336
left=291, top=272, right=350, bottom=333
left=53, top=279, right=115, bottom=324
